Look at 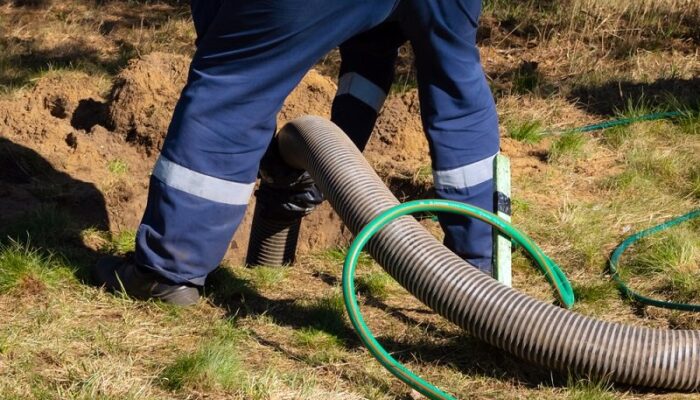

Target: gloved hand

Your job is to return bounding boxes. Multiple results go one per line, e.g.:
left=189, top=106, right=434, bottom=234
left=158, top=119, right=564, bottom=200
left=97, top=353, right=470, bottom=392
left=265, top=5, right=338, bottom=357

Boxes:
left=256, top=134, right=325, bottom=219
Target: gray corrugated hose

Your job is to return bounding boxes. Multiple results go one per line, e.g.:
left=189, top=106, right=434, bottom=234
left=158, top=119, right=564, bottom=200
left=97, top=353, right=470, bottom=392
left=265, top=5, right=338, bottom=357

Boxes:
left=245, top=206, right=301, bottom=267
left=260, top=116, right=699, bottom=390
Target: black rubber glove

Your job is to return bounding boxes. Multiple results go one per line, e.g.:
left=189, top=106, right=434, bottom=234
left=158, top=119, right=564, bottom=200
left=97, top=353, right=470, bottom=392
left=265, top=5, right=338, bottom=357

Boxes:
left=256, top=135, right=325, bottom=219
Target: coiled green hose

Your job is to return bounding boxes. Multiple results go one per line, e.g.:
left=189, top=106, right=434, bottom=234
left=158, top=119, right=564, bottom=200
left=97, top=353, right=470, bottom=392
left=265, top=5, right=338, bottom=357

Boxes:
left=342, top=199, right=575, bottom=400
left=609, top=209, right=700, bottom=312
left=559, top=110, right=699, bottom=311
left=273, top=115, right=700, bottom=395
left=343, top=200, right=700, bottom=399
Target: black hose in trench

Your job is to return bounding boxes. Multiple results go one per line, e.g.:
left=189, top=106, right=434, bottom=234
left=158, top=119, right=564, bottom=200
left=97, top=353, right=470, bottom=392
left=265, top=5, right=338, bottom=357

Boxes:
left=250, top=116, right=700, bottom=391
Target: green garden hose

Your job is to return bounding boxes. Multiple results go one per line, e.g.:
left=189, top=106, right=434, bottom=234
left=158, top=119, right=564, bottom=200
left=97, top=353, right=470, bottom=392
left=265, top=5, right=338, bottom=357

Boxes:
left=543, top=111, right=686, bottom=136
left=545, top=109, right=699, bottom=310
left=338, top=111, right=697, bottom=398
left=272, top=115, right=700, bottom=393
left=562, top=111, right=682, bottom=133
left=608, top=209, right=700, bottom=312
left=565, top=111, right=699, bottom=311
left=342, top=199, right=575, bottom=400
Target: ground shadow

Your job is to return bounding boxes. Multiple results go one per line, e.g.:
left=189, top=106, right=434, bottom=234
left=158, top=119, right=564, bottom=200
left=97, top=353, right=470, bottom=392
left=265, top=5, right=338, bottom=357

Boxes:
left=207, top=265, right=573, bottom=389
left=1, top=0, right=189, bottom=7
left=0, top=1, right=191, bottom=91
left=569, top=77, right=700, bottom=117
left=0, top=137, right=109, bottom=281
left=382, top=334, right=566, bottom=388
left=0, top=35, right=137, bottom=93
left=207, top=266, right=684, bottom=394
left=384, top=174, right=434, bottom=203
left=0, top=0, right=50, bottom=7
left=206, top=267, right=359, bottom=341
left=488, top=60, right=563, bottom=99
left=71, top=99, right=111, bottom=132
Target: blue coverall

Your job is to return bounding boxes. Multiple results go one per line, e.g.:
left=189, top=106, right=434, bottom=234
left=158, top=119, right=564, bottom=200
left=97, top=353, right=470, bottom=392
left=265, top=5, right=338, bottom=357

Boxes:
left=135, top=0, right=500, bottom=286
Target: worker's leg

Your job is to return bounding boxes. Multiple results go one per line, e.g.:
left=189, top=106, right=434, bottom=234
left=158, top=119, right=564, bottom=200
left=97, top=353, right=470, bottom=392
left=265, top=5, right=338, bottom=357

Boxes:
left=253, top=23, right=406, bottom=253
left=135, top=0, right=398, bottom=285
left=189, top=0, right=223, bottom=45
left=331, top=22, right=405, bottom=150
left=398, top=0, right=500, bottom=273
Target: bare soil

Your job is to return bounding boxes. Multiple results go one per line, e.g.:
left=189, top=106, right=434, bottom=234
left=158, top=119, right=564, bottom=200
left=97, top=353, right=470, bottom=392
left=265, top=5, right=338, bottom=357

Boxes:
left=0, top=52, right=438, bottom=264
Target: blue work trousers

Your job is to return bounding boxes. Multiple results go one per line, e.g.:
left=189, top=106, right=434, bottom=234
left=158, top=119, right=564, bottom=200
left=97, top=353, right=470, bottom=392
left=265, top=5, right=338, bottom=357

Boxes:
left=135, top=0, right=500, bottom=285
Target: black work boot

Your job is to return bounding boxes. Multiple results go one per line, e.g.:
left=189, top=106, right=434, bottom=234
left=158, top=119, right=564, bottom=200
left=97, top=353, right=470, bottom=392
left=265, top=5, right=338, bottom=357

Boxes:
left=93, top=256, right=200, bottom=306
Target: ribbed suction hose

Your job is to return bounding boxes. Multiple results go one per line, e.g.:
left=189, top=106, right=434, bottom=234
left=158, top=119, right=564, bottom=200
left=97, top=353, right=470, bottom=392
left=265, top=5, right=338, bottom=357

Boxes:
left=245, top=205, right=301, bottom=266
left=274, top=116, right=699, bottom=390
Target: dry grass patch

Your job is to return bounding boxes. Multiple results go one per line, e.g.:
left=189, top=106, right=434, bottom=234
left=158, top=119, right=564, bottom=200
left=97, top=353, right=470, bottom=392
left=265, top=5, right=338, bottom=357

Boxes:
left=0, top=0, right=193, bottom=94
left=0, top=0, right=698, bottom=398
left=620, top=224, right=700, bottom=304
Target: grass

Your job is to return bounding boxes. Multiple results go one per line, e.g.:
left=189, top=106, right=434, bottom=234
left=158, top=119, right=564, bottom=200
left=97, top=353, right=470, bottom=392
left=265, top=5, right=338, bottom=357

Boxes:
left=205, top=265, right=256, bottom=301
left=390, top=75, right=418, bottom=94
left=107, top=159, right=128, bottom=175
left=315, top=246, right=374, bottom=269
left=160, top=323, right=245, bottom=391
left=0, top=205, right=75, bottom=248
left=608, top=125, right=698, bottom=196
left=689, top=165, right=700, bottom=199
left=554, top=202, right=614, bottom=269
left=512, top=62, right=543, bottom=94
left=622, top=226, right=700, bottom=303
left=108, top=230, right=136, bottom=254
left=0, top=241, right=74, bottom=294
left=511, top=198, right=532, bottom=214
left=0, top=0, right=699, bottom=398
left=293, top=327, right=346, bottom=365
left=625, top=230, right=697, bottom=276
left=600, top=126, right=632, bottom=149
left=507, top=120, right=543, bottom=144
left=484, top=0, right=699, bottom=53
left=249, top=266, right=288, bottom=289
left=573, top=281, right=618, bottom=304
left=572, top=280, right=619, bottom=314
left=652, top=148, right=694, bottom=185
left=677, top=109, right=700, bottom=136
left=600, top=169, right=646, bottom=192
left=0, top=1, right=194, bottom=95
left=412, top=164, right=433, bottom=186
left=548, top=132, right=587, bottom=162
left=614, top=96, right=660, bottom=120
left=314, top=247, right=395, bottom=300
left=356, top=271, right=394, bottom=301
left=297, top=289, right=348, bottom=336
left=566, top=378, right=616, bottom=400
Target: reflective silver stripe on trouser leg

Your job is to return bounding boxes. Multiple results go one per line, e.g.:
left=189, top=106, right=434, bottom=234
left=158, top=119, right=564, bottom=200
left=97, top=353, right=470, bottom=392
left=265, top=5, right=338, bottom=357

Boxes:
left=336, top=72, right=388, bottom=113
left=433, top=154, right=497, bottom=191
left=152, top=156, right=255, bottom=205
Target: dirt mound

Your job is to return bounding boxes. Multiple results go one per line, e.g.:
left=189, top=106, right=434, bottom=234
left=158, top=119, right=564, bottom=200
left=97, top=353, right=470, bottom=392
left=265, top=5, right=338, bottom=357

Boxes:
left=0, top=52, right=436, bottom=264
left=108, top=52, right=190, bottom=152
left=278, top=70, right=336, bottom=122
left=366, top=90, right=428, bottom=169
left=0, top=71, right=105, bottom=139
left=32, top=72, right=105, bottom=120
left=0, top=70, right=152, bottom=233
left=106, top=52, right=339, bottom=153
